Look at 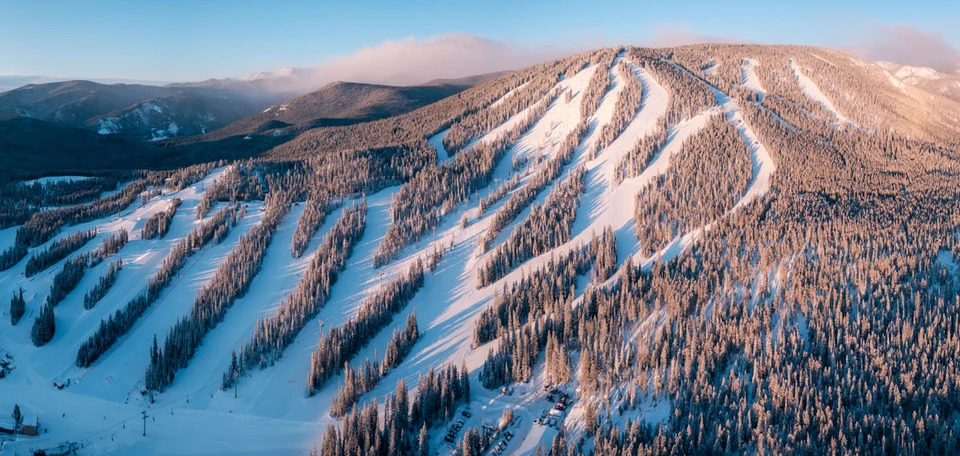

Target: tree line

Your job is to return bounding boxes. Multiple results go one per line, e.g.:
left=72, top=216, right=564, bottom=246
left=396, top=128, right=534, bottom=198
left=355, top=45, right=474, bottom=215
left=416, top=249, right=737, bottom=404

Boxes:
left=317, top=362, right=470, bottom=456
left=0, top=179, right=145, bottom=271
left=374, top=88, right=563, bottom=267
left=24, top=228, right=97, bottom=277
left=478, top=167, right=587, bottom=286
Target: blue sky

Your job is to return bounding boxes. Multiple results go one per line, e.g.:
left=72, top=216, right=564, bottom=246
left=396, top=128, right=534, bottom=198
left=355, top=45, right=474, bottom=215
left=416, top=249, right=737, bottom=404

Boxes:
left=1, top=0, right=958, bottom=83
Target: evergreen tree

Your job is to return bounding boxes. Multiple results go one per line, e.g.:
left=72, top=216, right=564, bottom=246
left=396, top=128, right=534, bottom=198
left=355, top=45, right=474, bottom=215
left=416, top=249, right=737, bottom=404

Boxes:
left=460, top=359, right=471, bottom=402
left=418, top=423, right=429, bottom=456
left=12, top=404, right=22, bottom=431
left=10, top=287, right=25, bottom=325
left=31, top=302, right=56, bottom=346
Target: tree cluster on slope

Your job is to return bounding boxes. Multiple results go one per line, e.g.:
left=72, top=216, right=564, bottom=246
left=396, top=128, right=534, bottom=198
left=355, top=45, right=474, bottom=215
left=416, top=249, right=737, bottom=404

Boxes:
left=594, top=60, right=646, bottom=153
left=24, top=228, right=97, bottom=277
left=477, top=230, right=617, bottom=389
left=291, top=194, right=331, bottom=258
left=478, top=173, right=521, bottom=215
left=478, top=109, right=591, bottom=253
left=0, top=176, right=120, bottom=229
left=329, top=312, right=420, bottom=417
left=43, top=254, right=89, bottom=309
left=374, top=88, right=562, bottom=267
left=443, top=74, right=559, bottom=154
left=142, top=198, right=181, bottom=240
left=196, top=164, right=266, bottom=219
left=633, top=114, right=752, bottom=255
left=76, top=204, right=243, bottom=367
left=9, top=288, right=25, bottom=326
left=478, top=167, right=587, bottom=286
left=0, top=179, right=145, bottom=271
left=83, top=259, right=123, bottom=310
left=89, top=229, right=128, bottom=266
left=306, top=259, right=425, bottom=395
left=318, top=363, right=469, bottom=456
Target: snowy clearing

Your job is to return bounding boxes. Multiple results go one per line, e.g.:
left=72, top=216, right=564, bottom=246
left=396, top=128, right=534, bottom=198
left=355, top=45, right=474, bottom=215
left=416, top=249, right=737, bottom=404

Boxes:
left=790, top=58, right=853, bottom=125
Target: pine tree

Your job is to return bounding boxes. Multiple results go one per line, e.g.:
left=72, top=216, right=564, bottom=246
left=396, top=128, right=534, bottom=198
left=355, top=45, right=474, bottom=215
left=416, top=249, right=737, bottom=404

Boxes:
left=12, top=404, right=22, bottom=431
left=462, top=427, right=482, bottom=456
left=147, top=334, right=162, bottom=392
left=31, top=302, right=55, bottom=346
left=460, top=359, right=471, bottom=402
left=225, top=349, right=240, bottom=396
left=320, top=424, right=338, bottom=456
left=10, top=287, right=25, bottom=325
left=418, top=423, right=429, bottom=456
left=583, top=402, right=597, bottom=436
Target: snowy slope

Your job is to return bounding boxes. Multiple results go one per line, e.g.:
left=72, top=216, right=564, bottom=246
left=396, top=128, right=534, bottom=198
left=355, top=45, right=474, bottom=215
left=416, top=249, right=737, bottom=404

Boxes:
left=740, top=58, right=766, bottom=101
left=790, top=58, right=853, bottom=125
left=0, top=50, right=788, bottom=456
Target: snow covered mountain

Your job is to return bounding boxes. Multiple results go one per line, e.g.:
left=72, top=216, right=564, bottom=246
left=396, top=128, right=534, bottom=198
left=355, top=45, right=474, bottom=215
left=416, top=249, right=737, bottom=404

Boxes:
left=876, top=61, right=960, bottom=102
left=0, top=80, right=282, bottom=141
left=1, top=44, right=960, bottom=455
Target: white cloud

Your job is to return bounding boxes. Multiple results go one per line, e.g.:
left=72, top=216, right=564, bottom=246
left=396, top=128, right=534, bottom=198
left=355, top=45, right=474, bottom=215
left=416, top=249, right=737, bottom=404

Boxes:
left=846, top=24, right=960, bottom=73
left=240, top=34, right=565, bottom=93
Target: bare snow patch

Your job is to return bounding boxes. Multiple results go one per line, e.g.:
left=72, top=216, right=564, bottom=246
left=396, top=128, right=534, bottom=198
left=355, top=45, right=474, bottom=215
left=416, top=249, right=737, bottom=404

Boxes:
left=429, top=128, right=454, bottom=162
left=97, top=118, right=121, bottom=135
left=790, top=58, right=853, bottom=126
left=740, top=58, right=765, bottom=101
left=938, top=250, right=958, bottom=275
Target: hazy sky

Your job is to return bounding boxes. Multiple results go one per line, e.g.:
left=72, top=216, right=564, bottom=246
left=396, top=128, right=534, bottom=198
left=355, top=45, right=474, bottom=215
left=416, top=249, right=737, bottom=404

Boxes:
left=1, top=0, right=958, bottom=84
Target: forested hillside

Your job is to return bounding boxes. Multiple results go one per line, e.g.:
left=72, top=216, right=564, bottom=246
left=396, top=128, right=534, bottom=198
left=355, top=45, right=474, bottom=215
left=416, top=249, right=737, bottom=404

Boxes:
left=1, top=44, right=960, bottom=455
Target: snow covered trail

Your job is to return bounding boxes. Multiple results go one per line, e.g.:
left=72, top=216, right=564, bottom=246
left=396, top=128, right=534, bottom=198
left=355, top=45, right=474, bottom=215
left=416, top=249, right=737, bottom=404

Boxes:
left=0, top=170, right=227, bottom=386
left=790, top=57, right=853, bottom=126
left=71, top=207, right=265, bottom=402
left=619, top=61, right=778, bottom=268
left=163, top=202, right=323, bottom=402
left=214, top=191, right=396, bottom=421
left=741, top=58, right=766, bottom=101
left=472, top=63, right=599, bottom=162
left=429, top=128, right=454, bottom=161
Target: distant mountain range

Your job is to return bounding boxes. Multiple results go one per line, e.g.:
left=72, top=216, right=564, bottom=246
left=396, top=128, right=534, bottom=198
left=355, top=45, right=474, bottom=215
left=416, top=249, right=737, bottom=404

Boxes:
left=876, top=61, right=960, bottom=103
left=0, top=73, right=504, bottom=175
left=0, top=80, right=282, bottom=141
left=182, top=73, right=507, bottom=142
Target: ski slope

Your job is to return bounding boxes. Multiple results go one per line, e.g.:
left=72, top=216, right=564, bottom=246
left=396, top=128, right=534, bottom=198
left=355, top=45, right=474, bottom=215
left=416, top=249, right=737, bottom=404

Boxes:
left=740, top=58, right=766, bottom=101
left=0, top=53, right=783, bottom=455
left=790, top=57, right=853, bottom=125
